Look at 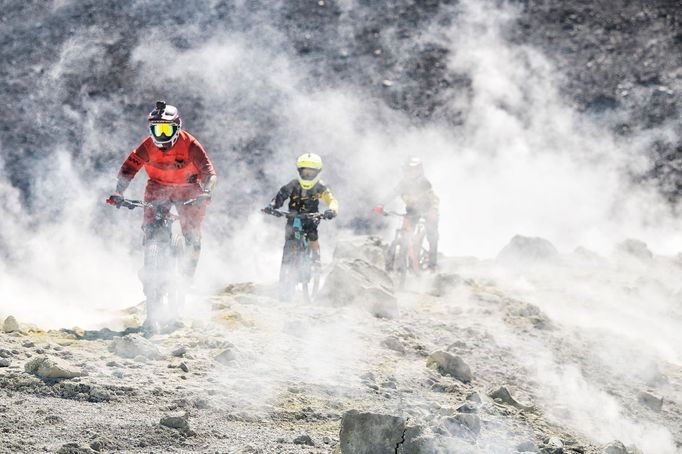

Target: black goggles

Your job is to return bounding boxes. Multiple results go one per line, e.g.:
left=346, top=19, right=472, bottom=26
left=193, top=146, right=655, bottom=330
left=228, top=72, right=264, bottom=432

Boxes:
left=298, top=168, right=320, bottom=180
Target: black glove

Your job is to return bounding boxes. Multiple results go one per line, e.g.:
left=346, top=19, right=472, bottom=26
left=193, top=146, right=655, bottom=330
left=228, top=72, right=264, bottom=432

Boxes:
left=106, top=192, right=124, bottom=208
left=323, top=209, right=336, bottom=220
left=263, top=206, right=281, bottom=217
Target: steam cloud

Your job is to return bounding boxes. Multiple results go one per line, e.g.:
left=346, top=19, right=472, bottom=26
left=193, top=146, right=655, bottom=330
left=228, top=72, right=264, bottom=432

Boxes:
left=0, top=1, right=680, bottom=451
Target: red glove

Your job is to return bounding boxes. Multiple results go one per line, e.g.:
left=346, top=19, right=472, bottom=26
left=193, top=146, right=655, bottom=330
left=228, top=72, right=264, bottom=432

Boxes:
left=372, top=205, right=384, bottom=215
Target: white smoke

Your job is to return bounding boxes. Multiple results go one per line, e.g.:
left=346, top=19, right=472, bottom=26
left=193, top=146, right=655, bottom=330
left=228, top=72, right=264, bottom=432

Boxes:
left=0, top=0, right=680, bottom=450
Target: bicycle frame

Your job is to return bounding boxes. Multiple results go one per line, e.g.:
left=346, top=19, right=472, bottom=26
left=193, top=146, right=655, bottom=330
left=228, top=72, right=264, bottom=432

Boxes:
left=263, top=208, right=325, bottom=302
left=383, top=210, right=429, bottom=283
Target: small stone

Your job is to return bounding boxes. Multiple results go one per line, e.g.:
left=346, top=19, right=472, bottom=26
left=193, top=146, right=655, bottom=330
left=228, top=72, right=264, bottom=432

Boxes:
left=426, top=351, right=473, bottom=383
left=3, top=316, right=19, bottom=333
left=381, top=336, right=405, bottom=354
left=179, top=362, right=189, bottom=373
left=488, top=386, right=532, bottom=409
left=517, top=440, right=538, bottom=452
left=171, top=345, right=187, bottom=357
left=465, top=392, right=482, bottom=403
left=24, top=356, right=84, bottom=379
left=56, top=443, right=94, bottom=454
left=22, top=341, right=35, bottom=348
left=547, top=436, right=563, bottom=449
left=0, top=358, right=10, bottom=367
left=637, top=390, right=663, bottom=412
left=109, top=334, right=162, bottom=360
left=0, top=349, right=11, bottom=358
left=382, top=79, right=394, bottom=87
left=160, top=414, right=191, bottom=434
left=215, top=348, right=237, bottom=364
left=293, top=434, right=315, bottom=446
left=322, top=436, right=331, bottom=444
left=442, top=414, right=481, bottom=436
left=456, top=402, right=478, bottom=413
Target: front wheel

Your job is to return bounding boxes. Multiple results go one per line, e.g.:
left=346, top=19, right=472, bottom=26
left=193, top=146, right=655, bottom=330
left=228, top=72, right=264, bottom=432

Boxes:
left=143, top=240, right=167, bottom=334
left=388, top=234, right=408, bottom=289
left=301, top=258, right=320, bottom=304
left=279, top=240, right=299, bottom=302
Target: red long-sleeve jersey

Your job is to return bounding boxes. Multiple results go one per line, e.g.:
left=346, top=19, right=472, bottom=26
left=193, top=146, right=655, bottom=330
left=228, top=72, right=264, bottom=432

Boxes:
left=116, top=130, right=215, bottom=192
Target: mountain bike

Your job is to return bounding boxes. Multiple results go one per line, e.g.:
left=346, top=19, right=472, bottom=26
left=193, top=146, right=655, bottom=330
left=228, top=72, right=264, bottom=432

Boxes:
left=108, top=195, right=209, bottom=334
left=262, top=208, right=327, bottom=303
left=377, top=209, right=430, bottom=287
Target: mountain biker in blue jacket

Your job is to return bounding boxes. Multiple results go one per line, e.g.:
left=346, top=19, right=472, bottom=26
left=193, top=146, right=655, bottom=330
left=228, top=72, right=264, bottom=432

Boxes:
left=265, top=153, right=339, bottom=264
left=374, top=157, right=439, bottom=269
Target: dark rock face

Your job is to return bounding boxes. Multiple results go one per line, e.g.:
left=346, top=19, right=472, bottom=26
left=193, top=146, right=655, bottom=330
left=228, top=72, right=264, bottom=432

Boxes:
left=1, top=0, right=679, bottom=215
left=510, top=0, right=681, bottom=199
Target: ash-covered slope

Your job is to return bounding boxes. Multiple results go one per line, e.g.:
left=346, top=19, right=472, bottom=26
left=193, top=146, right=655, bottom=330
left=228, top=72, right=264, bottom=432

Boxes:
left=1, top=237, right=681, bottom=453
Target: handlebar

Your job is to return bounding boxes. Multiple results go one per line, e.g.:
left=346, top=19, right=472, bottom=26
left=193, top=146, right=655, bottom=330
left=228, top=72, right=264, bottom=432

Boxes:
left=261, top=207, right=325, bottom=221
left=109, top=194, right=211, bottom=210
left=374, top=207, right=406, bottom=217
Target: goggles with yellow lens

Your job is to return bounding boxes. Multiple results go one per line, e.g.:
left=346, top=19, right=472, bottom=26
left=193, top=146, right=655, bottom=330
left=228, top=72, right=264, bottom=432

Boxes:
left=150, top=123, right=178, bottom=142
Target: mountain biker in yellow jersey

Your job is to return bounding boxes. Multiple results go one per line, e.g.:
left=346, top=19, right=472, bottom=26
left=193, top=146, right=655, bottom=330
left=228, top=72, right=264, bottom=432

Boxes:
left=374, top=157, right=439, bottom=270
left=265, top=153, right=339, bottom=265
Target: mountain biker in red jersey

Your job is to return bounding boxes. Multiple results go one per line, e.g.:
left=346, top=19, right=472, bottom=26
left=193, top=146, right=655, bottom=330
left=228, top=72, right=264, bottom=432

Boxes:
left=374, top=157, right=439, bottom=270
left=107, top=101, right=217, bottom=283
left=265, top=153, right=339, bottom=265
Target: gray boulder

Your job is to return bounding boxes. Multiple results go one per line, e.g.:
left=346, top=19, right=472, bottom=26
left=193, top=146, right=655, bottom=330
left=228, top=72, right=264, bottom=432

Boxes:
left=318, top=259, right=398, bottom=319
left=24, top=356, right=84, bottom=379
left=426, top=351, right=473, bottom=383
left=614, top=239, right=653, bottom=261
left=108, top=334, right=162, bottom=360
left=497, top=235, right=559, bottom=264
left=339, top=410, right=405, bottom=454
left=397, top=426, right=440, bottom=454
left=3, top=315, right=19, bottom=333
left=333, top=236, right=387, bottom=269
left=0, top=358, right=10, bottom=367
left=602, top=440, right=644, bottom=454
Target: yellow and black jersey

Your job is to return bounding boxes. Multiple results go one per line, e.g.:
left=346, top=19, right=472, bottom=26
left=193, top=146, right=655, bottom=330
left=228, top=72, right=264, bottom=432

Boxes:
left=272, top=179, right=339, bottom=214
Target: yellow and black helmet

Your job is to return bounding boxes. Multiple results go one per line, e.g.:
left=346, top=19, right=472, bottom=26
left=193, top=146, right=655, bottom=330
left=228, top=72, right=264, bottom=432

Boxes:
left=296, top=153, right=323, bottom=190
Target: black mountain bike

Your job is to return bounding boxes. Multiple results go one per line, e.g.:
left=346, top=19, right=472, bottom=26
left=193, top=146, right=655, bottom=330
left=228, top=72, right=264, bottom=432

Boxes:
left=262, top=208, right=327, bottom=303
left=110, top=196, right=208, bottom=334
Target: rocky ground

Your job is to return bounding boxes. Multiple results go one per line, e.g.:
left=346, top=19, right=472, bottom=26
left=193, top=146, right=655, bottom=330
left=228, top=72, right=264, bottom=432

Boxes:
left=1, top=237, right=680, bottom=453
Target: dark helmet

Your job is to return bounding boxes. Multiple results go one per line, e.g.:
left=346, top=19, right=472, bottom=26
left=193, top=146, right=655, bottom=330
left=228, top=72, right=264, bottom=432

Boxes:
left=403, top=156, right=424, bottom=180
left=148, top=100, right=182, bottom=150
